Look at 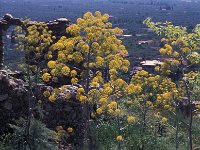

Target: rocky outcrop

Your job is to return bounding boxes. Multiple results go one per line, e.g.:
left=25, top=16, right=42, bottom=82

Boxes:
left=0, top=69, right=85, bottom=146
left=0, top=14, right=72, bottom=69
left=40, top=85, right=85, bottom=146
left=0, top=70, right=28, bottom=132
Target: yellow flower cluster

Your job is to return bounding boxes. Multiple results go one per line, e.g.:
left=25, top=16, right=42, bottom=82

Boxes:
left=78, top=95, right=87, bottom=103
left=108, top=101, right=117, bottom=109
left=95, top=56, right=104, bottom=68
left=81, top=44, right=89, bottom=53
left=67, top=127, right=73, bottom=133
left=70, top=70, right=77, bottom=77
left=43, top=90, right=51, bottom=97
left=48, top=94, right=56, bottom=102
left=161, top=117, right=168, bottom=124
left=66, top=24, right=80, bottom=36
left=99, top=97, right=108, bottom=104
left=88, top=89, right=101, bottom=103
left=127, top=115, right=136, bottom=123
left=73, top=52, right=83, bottom=63
left=125, top=84, right=142, bottom=95
left=47, top=60, right=56, bottom=69
left=113, top=78, right=127, bottom=89
left=61, top=66, right=70, bottom=76
left=96, top=108, right=103, bottom=114
left=71, top=78, right=78, bottom=84
left=42, top=73, right=51, bottom=82
left=103, top=86, right=113, bottom=95
left=116, top=135, right=123, bottom=141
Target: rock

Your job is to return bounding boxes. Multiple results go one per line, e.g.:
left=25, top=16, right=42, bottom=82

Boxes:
left=0, top=69, right=27, bottom=132
left=0, top=94, right=8, bottom=101
left=4, top=101, right=12, bottom=110
left=56, top=18, right=69, bottom=22
left=3, top=14, right=13, bottom=21
left=64, top=105, right=72, bottom=112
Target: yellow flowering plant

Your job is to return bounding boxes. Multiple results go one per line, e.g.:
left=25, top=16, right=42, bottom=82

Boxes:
left=144, top=18, right=200, bottom=150
left=39, top=11, right=131, bottom=149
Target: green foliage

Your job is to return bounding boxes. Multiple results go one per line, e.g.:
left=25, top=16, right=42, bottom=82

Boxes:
left=9, top=117, right=59, bottom=150
left=93, top=114, right=194, bottom=150
left=0, top=134, right=12, bottom=150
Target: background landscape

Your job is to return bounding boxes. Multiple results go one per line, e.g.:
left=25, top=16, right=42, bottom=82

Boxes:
left=1, top=0, right=200, bottom=68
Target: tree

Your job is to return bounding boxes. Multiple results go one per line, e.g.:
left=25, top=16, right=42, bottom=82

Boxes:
left=144, top=18, right=200, bottom=150
left=42, top=11, right=130, bottom=150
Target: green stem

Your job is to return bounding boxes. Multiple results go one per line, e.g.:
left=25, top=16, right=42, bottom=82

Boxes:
left=24, top=54, right=32, bottom=150
left=175, top=105, right=179, bottom=150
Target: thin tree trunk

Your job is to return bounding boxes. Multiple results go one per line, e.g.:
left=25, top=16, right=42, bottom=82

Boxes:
left=183, top=79, right=193, bottom=150
left=117, top=115, right=121, bottom=150
left=175, top=106, right=179, bottom=150
left=84, top=50, right=95, bottom=150
left=24, top=55, right=32, bottom=150
left=141, top=99, right=147, bottom=150
left=188, top=109, right=193, bottom=150
left=116, top=100, right=121, bottom=150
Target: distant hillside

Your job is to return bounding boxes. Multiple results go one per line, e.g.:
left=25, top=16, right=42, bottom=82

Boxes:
left=1, top=0, right=200, bottom=67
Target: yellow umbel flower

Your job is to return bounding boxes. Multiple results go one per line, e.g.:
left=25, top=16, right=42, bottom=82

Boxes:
left=161, top=117, right=168, bottom=124
left=121, top=66, right=128, bottom=73
left=91, top=81, right=99, bottom=87
left=127, top=116, right=136, bottom=123
left=133, top=85, right=142, bottom=94
left=77, top=88, right=85, bottom=93
left=138, top=70, right=148, bottom=77
left=116, top=135, right=123, bottom=141
left=61, top=66, right=70, bottom=76
left=109, top=69, right=117, bottom=75
left=159, top=48, right=166, bottom=55
left=172, top=60, right=180, bottom=66
left=82, top=44, right=89, bottom=53
left=108, top=101, right=117, bottom=109
left=73, top=52, right=83, bottom=63
left=125, top=84, right=135, bottom=94
left=155, top=66, right=160, bottom=72
left=67, top=54, right=73, bottom=61
left=95, top=11, right=101, bottom=17
left=47, top=60, right=56, bottom=69
left=114, top=78, right=126, bottom=88
left=79, top=95, right=87, bottom=102
left=42, top=73, right=51, bottom=82
left=70, top=70, right=77, bottom=77
left=43, top=90, right=51, bottom=97
left=96, top=108, right=103, bottom=114
left=114, top=109, right=121, bottom=115
left=67, top=127, right=73, bottom=133
left=123, top=59, right=130, bottom=67
left=103, top=87, right=113, bottom=95
left=99, top=97, right=107, bottom=104
left=173, top=51, right=179, bottom=57
left=48, top=95, right=56, bottom=102
left=155, top=112, right=161, bottom=118
left=108, top=109, right=114, bottom=114
left=50, top=69, right=56, bottom=76
left=95, top=56, right=104, bottom=68
left=71, top=78, right=78, bottom=84
left=65, top=42, right=74, bottom=52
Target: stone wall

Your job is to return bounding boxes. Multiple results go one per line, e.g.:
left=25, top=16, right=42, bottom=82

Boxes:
left=0, top=14, right=72, bottom=69
left=0, top=69, right=85, bottom=146
left=0, top=70, right=28, bottom=132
